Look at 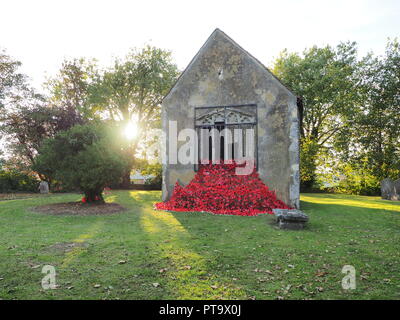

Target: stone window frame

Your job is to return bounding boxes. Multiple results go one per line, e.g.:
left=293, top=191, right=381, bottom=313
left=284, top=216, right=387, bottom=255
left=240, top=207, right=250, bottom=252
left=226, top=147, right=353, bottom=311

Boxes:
left=194, top=103, right=258, bottom=171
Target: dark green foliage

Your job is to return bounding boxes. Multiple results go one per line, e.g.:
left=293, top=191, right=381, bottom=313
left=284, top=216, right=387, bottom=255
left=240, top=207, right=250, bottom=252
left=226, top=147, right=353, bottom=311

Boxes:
left=33, top=123, right=130, bottom=202
left=0, top=170, right=38, bottom=193
left=300, top=138, right=320, bottom=191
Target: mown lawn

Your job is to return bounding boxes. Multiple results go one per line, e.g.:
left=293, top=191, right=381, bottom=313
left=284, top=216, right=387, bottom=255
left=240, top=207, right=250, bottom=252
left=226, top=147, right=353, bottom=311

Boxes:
left=0, top=191, right=399, bottom=300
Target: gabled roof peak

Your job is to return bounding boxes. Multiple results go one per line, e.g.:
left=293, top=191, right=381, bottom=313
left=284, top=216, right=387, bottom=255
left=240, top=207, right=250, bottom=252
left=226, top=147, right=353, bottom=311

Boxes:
left=163, top=28, right=296, bottom=102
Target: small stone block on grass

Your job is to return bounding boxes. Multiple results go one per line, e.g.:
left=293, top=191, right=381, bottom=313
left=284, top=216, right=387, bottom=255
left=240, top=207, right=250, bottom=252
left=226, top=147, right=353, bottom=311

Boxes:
left=272, top=209, right=309, bottom=230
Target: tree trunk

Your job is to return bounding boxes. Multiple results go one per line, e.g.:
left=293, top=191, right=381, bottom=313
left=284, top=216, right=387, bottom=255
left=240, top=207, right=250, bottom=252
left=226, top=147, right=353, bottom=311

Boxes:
left=120, top=141, right=137, bottom=188
left=121, top=170, right=131, bottom=188
left=84, top=189, right=105, bottom=203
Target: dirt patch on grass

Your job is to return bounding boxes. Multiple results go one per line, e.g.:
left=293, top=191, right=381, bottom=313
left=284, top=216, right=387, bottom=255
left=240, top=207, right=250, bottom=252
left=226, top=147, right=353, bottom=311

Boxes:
left=32, top=202, right=126, bottom=216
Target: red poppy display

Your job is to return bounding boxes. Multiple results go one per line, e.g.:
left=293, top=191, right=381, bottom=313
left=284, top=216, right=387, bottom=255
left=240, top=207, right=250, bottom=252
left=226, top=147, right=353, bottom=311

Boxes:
left=155, top=161, right=291, bottom=216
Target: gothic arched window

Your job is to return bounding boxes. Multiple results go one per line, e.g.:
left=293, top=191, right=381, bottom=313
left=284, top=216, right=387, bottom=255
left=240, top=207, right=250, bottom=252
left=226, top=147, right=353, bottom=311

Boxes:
left=194, top=104, right=257, bottom=170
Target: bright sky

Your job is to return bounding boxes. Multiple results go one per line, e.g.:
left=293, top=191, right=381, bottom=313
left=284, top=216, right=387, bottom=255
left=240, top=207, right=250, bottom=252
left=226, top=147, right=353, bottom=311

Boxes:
left=1, top=0, right=399, bottom=92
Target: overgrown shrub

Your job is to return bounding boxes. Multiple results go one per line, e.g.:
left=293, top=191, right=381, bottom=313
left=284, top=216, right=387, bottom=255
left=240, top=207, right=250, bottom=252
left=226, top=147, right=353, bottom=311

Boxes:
left=33, top=123, right=130, bottom=202
left=334, top=173, right=380, bottom=196
left=318, top=162, right=381, bottom=196
left=0, top=170, right=39, bottom=193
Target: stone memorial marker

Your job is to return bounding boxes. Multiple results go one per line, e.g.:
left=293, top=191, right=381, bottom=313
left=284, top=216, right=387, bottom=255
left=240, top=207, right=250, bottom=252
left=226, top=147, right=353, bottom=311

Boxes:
left=39, top=181, right=49, bottom=194
left=393, top=179, right=400, bottom=200
left=381, top=178, right=400, bottom=201
left=381, top=178, right=393, bottom=200
left=272, top=208, right=309, bottom=230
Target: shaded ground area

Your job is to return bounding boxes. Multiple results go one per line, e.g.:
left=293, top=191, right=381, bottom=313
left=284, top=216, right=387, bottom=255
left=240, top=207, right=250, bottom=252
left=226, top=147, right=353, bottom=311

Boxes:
left=0, top=191, right=399, bottom=300
left=32, top=202, right=126, bottom=216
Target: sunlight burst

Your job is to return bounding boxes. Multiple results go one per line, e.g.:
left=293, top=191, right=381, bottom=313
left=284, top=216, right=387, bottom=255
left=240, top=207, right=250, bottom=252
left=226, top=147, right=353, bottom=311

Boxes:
left=124, top=122, right=138, bottom=140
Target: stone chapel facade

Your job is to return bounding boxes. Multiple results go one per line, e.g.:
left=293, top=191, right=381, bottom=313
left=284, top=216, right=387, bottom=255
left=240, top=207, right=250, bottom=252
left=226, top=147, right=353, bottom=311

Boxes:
left=161, top=29, right=300, bottom=209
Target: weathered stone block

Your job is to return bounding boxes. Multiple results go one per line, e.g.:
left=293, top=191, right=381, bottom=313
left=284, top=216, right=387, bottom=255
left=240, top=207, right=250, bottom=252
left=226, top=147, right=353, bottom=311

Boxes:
left=39, top=181, right=49, bottom=194
left=381, top=178, right=393, bottom=200
left=393, top=179, right=400, bottom=201
left=380, top=178, right=400, bottom=201
left=272, top=208, right=309, bottom=230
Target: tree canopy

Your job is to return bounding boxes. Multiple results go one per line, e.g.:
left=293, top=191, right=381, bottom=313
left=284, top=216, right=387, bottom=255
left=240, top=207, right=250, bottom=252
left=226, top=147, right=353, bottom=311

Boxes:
left=87, top=45, right=179, bottom=185
left=273, top=38, right=400, bottom=193
left=273, top=42, right=362, bottom=189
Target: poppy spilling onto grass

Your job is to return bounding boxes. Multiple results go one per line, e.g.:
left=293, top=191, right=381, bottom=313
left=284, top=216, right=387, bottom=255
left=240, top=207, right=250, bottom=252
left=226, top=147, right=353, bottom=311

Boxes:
left=155, top=161, right=291, bottom=216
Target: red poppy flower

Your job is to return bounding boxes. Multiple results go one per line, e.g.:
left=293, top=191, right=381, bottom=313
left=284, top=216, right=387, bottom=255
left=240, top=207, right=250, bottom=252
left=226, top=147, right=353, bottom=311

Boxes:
left=155, top=160, right=291, bottom=216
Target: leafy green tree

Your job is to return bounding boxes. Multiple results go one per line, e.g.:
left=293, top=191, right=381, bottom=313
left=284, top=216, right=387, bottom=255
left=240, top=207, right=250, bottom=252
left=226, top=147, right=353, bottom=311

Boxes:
left=1, top=100, right=56, bottom=172
left=0, top=49, right=52, bottom=173
left=299, top=138, right=320, bottom=188
left=88, top=46, right=179, bottom=185
left=0, top=91, right=88, bottom=175
left=45, top=58, right=98, bottom=120
left=1, top=57, right=94, bottom=175
left=344, top=39, right=400, bottom=182
left=0, top=48, right=28, bottom=110
left=33, top=123, right=130, bottom=202
left=0, top=169, right=39, bottom=193
left=273, top=42, right=361, bottom=189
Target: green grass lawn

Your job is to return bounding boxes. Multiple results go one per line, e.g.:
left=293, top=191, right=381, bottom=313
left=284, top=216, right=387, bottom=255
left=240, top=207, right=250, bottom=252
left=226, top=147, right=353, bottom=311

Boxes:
left=0, top=191, right=399, bottom=300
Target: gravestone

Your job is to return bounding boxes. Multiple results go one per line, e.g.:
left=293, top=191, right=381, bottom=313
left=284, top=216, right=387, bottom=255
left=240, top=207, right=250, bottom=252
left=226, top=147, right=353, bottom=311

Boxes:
left=272, top=208, right=309, bottom=230
left=381, top=178, right=393, bottom=200
left=381, top=178, right=400, bottom=200
left=393, top=179, right=400, bottom=200
left=39, top=181, right=49, bottom=194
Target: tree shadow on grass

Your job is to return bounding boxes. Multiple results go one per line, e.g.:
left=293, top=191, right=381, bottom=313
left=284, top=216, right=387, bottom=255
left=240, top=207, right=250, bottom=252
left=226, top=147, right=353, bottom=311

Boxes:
left=139, top=211, right=247, bottom=298
left=167, top=195, right=400, bottom=299
left=26, top=189, right=395, bottom=300
left=93, top=190, right=246, bottom=299
left=98, top=191, right=400, bottom=300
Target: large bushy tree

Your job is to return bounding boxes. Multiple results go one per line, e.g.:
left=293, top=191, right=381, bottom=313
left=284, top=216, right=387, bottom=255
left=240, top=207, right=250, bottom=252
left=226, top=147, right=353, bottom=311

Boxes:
left=0, top=53, right=88, bottom=174
left=0, top=50, right=49, bottom=172
left=33, top=123, right=130, bottom=202
left=273, top=42, right=362, bottom=189
left=0, top=48, right=28, bottom=110
left=45, top=58, right=98, bottom=121
left=88, top=46, right=179, bottom=185
left=0, top=90, right=86, bottom=174
left=341, top=39, right=400, bottom=182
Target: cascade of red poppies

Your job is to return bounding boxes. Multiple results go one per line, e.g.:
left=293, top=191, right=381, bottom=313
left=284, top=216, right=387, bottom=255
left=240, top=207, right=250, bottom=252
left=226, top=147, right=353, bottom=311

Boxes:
left=155, top=161, right=291, bottom=216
